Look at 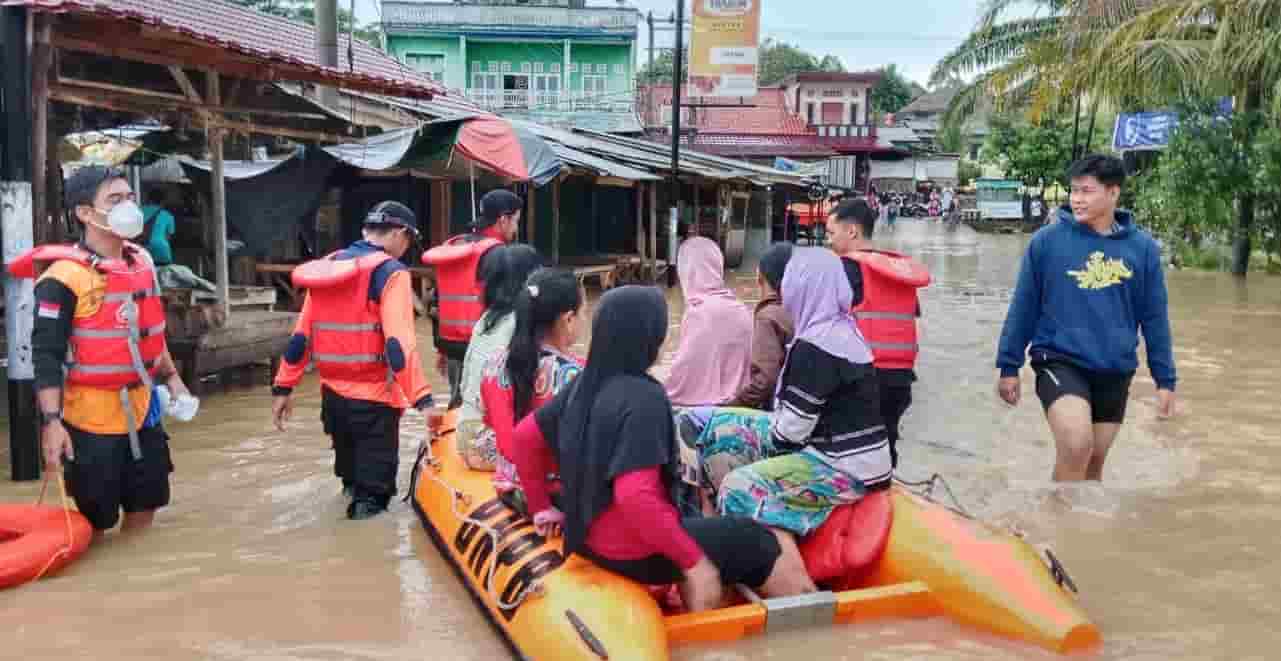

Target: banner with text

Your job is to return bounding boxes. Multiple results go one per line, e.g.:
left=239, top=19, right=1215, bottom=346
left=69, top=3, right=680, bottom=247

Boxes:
left=690, top=0, right=762, bottom=97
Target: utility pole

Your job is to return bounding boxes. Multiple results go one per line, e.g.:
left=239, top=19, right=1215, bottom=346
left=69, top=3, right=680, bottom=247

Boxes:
left=667, top=0, right=685, bottom=288
left=315, top=0, right=339, bottom=109
left=2, top=5, right=40, bottom=480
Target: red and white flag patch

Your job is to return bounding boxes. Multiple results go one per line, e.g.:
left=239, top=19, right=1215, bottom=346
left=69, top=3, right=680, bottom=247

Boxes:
left=37, top=301, right=62, bottom=319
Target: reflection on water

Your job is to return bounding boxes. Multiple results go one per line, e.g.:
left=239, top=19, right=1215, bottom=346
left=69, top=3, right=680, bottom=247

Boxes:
left=3, top=219, right=1280, bottom=660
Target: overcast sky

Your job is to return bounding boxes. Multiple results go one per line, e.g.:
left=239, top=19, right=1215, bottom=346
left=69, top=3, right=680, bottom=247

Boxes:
left=354, top=1, right=1033, bottom=88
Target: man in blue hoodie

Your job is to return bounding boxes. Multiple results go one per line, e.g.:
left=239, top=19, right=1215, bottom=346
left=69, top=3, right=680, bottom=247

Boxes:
left=996, top=154, right=1177, bottom=482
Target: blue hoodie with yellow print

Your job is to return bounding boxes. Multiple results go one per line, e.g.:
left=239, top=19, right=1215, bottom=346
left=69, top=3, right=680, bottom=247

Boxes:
left=996, top=206, right=1177, bottom=390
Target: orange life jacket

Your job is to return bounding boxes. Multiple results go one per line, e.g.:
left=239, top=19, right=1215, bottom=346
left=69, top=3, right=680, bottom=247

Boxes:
left=844, top=249, right=930, bottom=370
left=8, top=242, right=165, bottom=389
left=292, top=250, right=396, bottom=384
left=421, top=235, right=501, bottom=344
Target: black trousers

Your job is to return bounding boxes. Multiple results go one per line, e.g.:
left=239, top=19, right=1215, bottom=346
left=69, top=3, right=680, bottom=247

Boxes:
left=879, top=383, right=913, bottom=469
left=321, top=386, right=402, bottom=504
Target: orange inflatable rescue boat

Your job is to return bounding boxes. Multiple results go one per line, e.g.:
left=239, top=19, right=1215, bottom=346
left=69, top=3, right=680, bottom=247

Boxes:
left=410, top=412, right=1099, bottom=660
left=1, top=476, right=93, bottom=589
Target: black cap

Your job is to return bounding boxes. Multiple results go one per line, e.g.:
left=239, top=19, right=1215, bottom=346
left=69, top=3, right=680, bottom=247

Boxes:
left=364, top=200, right=419, bottom=238
left=478, top=189, right=523, bottom=227
left=65, top=165, right=126, bottom=210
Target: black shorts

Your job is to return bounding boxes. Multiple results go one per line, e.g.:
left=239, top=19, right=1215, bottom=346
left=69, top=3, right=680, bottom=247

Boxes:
left=63, top=423, right=174, bottom=531
left=1033, top=360, right=1134, bottom=424
left=584, top=516, right=782, bottom=589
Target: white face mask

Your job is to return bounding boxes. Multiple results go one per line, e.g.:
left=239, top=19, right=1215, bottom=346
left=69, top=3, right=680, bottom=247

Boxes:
left=92, top=200, right=145, bottom=239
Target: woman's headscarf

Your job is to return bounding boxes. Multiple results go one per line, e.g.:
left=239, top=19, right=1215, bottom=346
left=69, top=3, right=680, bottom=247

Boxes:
left=551, top=285, right=675, bottom=555
left=777, top=248, right=873, bottom=397
left=664, top=237, right=752, bottom=406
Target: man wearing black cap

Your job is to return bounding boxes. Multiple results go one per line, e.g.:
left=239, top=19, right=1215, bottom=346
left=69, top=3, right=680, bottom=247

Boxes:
left=272, top=201, right=433, bottom=520
left=422, top=188, right=524, bottom=408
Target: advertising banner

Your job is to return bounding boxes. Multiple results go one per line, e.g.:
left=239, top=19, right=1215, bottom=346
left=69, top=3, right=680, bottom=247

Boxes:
left=689, top=0, right=762, bottom=97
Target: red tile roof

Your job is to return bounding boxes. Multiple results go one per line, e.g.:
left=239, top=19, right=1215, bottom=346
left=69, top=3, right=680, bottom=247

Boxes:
left=641, top=86, right=812, bottom=136
left=5, top=0, right=447, bottom=100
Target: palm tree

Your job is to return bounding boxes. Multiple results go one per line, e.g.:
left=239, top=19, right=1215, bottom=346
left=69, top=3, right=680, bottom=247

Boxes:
left=932, top=2, right=1144, bottom=152
left=1087, top=0, right=1281, bottom=274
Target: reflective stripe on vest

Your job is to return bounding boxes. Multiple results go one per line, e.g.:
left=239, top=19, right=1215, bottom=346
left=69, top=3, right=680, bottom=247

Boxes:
left=313, top=322, right=380, bottom=332
left=71, top=323, right=166, bottom=339
left=866, top=341, right=919, bottom=352
left=313, top=353, right=382, bottom=364
left=854, top=311, right=916, bottom=321
left=68, top=359, right=158, bottom=375
left=438, top=294, right=481, bottom=302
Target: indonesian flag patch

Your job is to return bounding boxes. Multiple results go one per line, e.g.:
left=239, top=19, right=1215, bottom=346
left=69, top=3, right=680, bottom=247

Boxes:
left=37, top=301, right=61, bottom=319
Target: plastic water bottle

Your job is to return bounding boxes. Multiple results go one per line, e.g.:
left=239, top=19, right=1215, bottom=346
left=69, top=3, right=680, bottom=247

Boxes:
left=169, top=393, right=200, bottom=422
left=155, top=384, right=200, bottom=422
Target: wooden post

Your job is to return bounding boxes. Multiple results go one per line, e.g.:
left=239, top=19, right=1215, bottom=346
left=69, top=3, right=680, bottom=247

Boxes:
left=693, top=182, right=700, bottom=236
left=552, top=177, right=561, bottom=264
left=30, top=15, right=50, bottom=245
left=206, top=71, right=230, bottom=318
left=635, top=183, right=645, bottom=263
left=527, top=185, right=537, bottom=247
left=648, top=182, right=658, bottom=282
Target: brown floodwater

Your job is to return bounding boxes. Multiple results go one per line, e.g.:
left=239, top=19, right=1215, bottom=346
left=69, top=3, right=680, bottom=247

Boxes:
left=3, top=219, right=1278, bottom=660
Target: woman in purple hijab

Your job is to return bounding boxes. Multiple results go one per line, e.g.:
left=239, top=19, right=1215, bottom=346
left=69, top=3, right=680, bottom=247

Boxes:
left=675, top=248, right=890, bottom=561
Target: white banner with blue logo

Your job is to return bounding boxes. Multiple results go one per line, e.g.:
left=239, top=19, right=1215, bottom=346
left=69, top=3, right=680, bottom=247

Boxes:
left=1112, top=98, right=1235, bottom=152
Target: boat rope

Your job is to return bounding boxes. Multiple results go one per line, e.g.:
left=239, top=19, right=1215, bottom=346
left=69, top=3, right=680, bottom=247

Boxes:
left=414, top=435, right=546, bottom=612
left=893, top=472, right=973, bottom=519
left=32, top=470, right=78, bottom=583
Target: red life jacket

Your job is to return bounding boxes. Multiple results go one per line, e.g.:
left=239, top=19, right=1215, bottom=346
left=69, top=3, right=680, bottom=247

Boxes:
left=421, top=235, right=501, bottom=344
left=8, top=242, right=166, bottom=389
left=292, top=250, right=395, bottom=384
left=844, top=249, right=930, bottom=370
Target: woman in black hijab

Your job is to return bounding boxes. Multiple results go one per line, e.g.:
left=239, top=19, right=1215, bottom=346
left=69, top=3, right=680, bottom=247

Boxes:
left=507, top=286, right=815, bottom=611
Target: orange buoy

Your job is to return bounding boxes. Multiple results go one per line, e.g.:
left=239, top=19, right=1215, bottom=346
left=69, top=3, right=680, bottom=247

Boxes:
left=0, top=487, right=93, bottom=589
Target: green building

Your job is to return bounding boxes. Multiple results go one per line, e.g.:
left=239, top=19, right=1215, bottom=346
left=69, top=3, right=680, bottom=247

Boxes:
left=381, top=1, right=642, bottom=132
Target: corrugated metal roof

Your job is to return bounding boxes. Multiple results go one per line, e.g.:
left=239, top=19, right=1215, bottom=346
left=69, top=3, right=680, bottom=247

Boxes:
left=547, top=143, right=660, bottom=182
left=5, top=0, right=445, bottom=99
left=687, top=135, right=837, bottom=158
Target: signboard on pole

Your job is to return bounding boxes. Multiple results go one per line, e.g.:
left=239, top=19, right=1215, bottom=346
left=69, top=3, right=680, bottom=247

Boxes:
left=689, top=0, right=762, bottom=97
left=1112, top=111, right=1179, bottom=151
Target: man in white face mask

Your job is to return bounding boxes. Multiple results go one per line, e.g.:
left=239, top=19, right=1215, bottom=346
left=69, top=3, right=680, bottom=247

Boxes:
left=15, top=166, right=193, bottom=538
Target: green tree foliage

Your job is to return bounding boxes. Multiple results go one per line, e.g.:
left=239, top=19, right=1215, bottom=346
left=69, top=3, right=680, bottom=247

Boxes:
left=981, top=114, right=1074, bottom=188
left=227, top=0, right=382, bottom=48
left=637, top=48, right=687, bottom=84
left=1134, top=108, right=1281, bottom=270
left=958, top=160, right=984, bottom=187
left=870, top=64, right=917, bottom=114
left=937, top=121, right=966, bottom=154
left=758, top=39, right=842, bottom=86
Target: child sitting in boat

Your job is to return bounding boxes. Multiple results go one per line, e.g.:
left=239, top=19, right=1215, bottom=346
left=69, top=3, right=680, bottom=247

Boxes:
left=482, top=268, right=584, bottom=514
left=725, top=242, right=794, bottom=411
left=664, top=237, right=753, bottom=407
left=677, top=248, right=891, bottom=573
left=509, top=286, right=816, bottom=611
left=456, top=244, right=544, bottom=471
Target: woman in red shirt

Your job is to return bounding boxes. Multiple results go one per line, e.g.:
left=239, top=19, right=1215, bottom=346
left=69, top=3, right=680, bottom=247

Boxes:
left=509, top=286, right=816, bottom=611
left=481, top=268, right=584, bottom=514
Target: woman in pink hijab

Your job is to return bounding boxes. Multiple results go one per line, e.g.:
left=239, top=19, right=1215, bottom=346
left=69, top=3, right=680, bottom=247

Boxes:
left=665, top=237, right=753, bottom=407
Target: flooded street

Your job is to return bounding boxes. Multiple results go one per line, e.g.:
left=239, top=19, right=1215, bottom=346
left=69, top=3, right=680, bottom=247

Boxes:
left=3, top=219, right=1279, bottom=660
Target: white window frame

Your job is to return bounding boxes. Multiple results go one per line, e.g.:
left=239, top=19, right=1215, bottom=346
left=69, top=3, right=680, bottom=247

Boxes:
left=403, top=51, right=447, bottom=83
